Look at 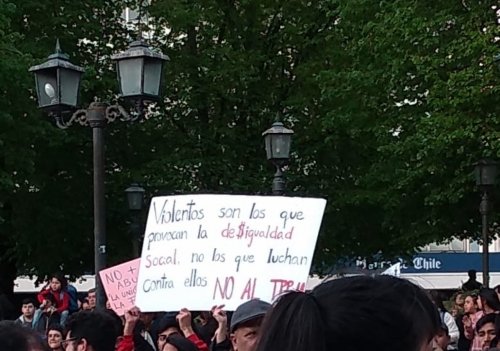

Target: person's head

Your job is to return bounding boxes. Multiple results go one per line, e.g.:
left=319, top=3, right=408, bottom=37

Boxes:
left=157, top=314, right=181, bottom=351
left=44, top=294, right=57, bottom=311
left=464, top=294, right=478, bottom=314
left=47, top=324, right=64, bottom=350
left=63, top=310, right=119, bottom=351
left=476, top=313, right=497, bottom=350
left=86, top=289, right=96, bottom=310
left=49, top=274, right=67, bottom=293
left=455, top=293, right=465, bottom=307
left=256, top=275, right=440, bottom=351
left=102, top=309, right=123, bottom=339
left=479, top=288, right=500, bottom=312
left=230, top=299, right=271, bottom=351
left=21, top=298, right=36, bottom=318
left=433, top=324, right=450, bottom=351
left=468, top=270, right=477, bottom=280
left=0, top=320, right=48, bottom=351
left=161, top=334, right=198, bottom=351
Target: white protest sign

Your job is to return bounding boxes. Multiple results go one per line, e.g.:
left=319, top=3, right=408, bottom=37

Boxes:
left=135, top=194, right=326, bottom=311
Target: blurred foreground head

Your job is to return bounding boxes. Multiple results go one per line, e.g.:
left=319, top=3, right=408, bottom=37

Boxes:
left=0, top=320, right=48, bottom=351
left=256, top=275, right=440, bottom=351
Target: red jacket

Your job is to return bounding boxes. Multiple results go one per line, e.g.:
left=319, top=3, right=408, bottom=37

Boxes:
left=116, top=335, right=133, bottom=351
left=187, top=333, right=209, bottom=351
left=37, top=289, right=70, bottom=314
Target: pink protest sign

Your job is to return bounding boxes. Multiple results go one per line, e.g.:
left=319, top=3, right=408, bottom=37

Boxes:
left=99, top=258, right=140, bottom=316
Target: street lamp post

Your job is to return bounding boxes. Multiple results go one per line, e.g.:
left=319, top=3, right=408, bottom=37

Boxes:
left=474, top=158, right=498, bottom=288
left=262, top=121, right=294, bottom=195
left=29, top=40, right=168, bottom=309
left=125, top=183, right=145, bottom=257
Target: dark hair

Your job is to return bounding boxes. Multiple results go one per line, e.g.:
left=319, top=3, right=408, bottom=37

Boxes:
left=476, top=313, right=497, bottom=332
left=495, top=285, right=500, bottom=293
left=65, top=311, right=119, bottom=351
left=133, top=320, right=155, bottom=351
left=479, top=288, right=500, bottom=311
left=468, top=270, right=477, bottom=278
left=49, top=273, right=67, bottom=290
left=157, top=313, right=180, bottom=334
left=256, top=275, right=440, bottom=351
left=464, top=293, right=478, bottom=305
left=0, top=320, right=48, bottom=351
left=87, top=288, right=96, bottom=295
left=165, top=334, right=198, bottom=351
left=103, top=309, right=124, bottom=337
left=45, top=293, right=57, bottom=305
left=47, top=323, right=64, bottom=337
left=430, top=290, right=448, bottom=312
left=21, top=298, right=36, bottom=306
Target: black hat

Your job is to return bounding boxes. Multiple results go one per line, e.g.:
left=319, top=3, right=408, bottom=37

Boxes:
left=230, top=299, right=271, bottom=333
left=158, top=313, right=180, bottom=334
left=165, top=334, right=198, bottom=351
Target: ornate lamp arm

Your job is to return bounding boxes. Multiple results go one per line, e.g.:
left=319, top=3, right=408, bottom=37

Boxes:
left=52, top=100, right=145, bottom=129
left=54, top=109, right=89, bottom=129
left=106, top=100, right=145, bottom=123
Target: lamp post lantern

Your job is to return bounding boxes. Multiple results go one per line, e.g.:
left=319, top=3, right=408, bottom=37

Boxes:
left=126, top=183, right=145, bottom=211
left=28, top=39, right=84, bottom=116
left=29, top=40, right=168, bottom=309
left=262, top=121, right=294, bottom=195
left=474, top=158, right=499, bottom=288
left=125, top=183, right=145, bottom=258
left=112, top=40, right=167, bottom=102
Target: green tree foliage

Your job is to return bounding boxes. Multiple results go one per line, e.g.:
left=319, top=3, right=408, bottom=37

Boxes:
left=0, top=0, right=499, bottom=284
left=311, top=0, right=500, bottom=265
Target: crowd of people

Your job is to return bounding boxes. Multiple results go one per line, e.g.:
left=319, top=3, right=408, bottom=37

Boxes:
left=1, top=273, right=500, bottom=351
left=428, top=270, right=500, bottom=351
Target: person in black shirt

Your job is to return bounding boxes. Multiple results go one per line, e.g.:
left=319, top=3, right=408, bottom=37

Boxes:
left=462, top=270, right=483, bottom=292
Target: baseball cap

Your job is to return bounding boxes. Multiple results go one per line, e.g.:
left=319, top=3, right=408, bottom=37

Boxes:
left=230, top=299, right=271, bottom=333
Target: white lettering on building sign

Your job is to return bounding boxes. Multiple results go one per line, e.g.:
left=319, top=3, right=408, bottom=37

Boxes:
left=412, top=257, right=442, bottom=270
left=355, top=257, right=444, bottom=271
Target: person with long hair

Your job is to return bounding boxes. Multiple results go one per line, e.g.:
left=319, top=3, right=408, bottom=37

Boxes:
left=37, top=273, right=70, bottom=326
left=256, top=275, right=440, bottom=351
left=46, top=324, right=64, bottom=351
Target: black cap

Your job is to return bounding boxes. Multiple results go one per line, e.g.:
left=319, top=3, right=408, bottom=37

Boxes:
left=158, top=313, right=180, bottom=334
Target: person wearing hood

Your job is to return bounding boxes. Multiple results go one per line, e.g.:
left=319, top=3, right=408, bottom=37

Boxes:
left=15, top=299, right=38, bottom=330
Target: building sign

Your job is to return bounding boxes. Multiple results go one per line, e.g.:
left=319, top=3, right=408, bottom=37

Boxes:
left=355, top=253, right=500, bottom=274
